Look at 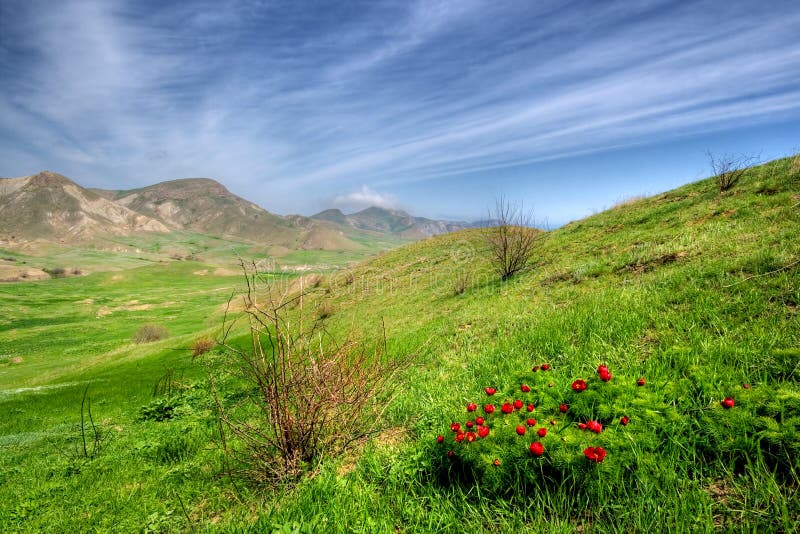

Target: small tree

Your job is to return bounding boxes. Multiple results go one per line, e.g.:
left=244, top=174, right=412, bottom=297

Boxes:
left=485, top=196, right=538, bottom=281
left=707, top=151, right=757, bottom=192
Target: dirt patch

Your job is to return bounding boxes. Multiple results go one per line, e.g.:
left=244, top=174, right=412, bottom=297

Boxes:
left=213, top=267, right=240, bottom=276
left=617, top=251, right=687, bottom=275
left=96, top=302, right=153, bottom=317
left=111, top=274, right=124, bottom=281
left=687, top=209, right=737, bottom=227
left=193, top=269, right=209, bottom=276
left=11, top=357, right=23, bottom=364
left=337, top=426, right=409, bottom=477
left=76, top=298, right=95, bottom=304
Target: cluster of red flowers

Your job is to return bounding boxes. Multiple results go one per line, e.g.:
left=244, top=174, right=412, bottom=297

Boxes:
left=597, top=365, right=612, bottom=382
left=532, top=363, right=551, bottom=372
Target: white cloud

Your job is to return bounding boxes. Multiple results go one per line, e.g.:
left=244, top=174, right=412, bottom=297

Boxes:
left=332, top=186, right=399, bottom=212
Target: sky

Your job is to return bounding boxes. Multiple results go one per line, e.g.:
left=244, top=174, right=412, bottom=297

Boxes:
left=1, top=0, right=799, bottom=226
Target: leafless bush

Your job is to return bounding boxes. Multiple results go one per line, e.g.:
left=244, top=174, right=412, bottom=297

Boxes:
left=132, top=324, right=169, bottom=344
left=484, top=196, right=539, bottom=281
left=707, top=151, right=757, bottom=192
left=316, top=301, right=334, bottom=320
left=453, top=271, right=471, bottom=295
left=211, top=263, right=400, bottom=482
left=191, top=336, right=215, bottom=358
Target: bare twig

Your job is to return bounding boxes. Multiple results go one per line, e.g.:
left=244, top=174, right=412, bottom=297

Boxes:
left=722, top=259, right=800, bottom=288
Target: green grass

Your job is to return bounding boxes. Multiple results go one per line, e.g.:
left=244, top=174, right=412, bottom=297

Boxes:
left=1, top=156, right=799, bottom=532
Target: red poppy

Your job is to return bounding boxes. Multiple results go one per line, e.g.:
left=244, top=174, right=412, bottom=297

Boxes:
left=637, top=377, right=646, bottom=386
left=597, top=365, right=609, bottom=375
left=466, top=421, right=474, bottom=428
left=476, top=416, right=485, bottom=425
left=541, top=363, right=550, bottom=371
left=578, top=423, right=587, bottom=430
left=571, top=379, right=587, bottom=392
left=559, top=403, right=569, bottom=413
left=532, top=365, right=540, bottom=372
left=721, top=397, right=735, bottom=409
left=620, top=416, right=629, bottom=426
left=521, top=384, right=531, bottom=393
left=599, top=371, right=612, bottom=382
left=537, top=427, right=547, bottom=437
left=484, top=404, right=495, bottom=414
left=447, top=450, right=455, bottom=457
left=516, top=425, right=526, bottom=436
left=493, top=458, right=501, bottom=466
left=526, top=403, right=535, bottom=412
left=586, top=420, right=603, bottom=433
left=450, top=422, right=461, bottom=432
left=467, top=402, right=477, bottom=412
left=455, top=432, right=465, bottom=443
left=526, top=418, right=537, bottom=426
left=485, top=387, right=497, bottom=396
left=584, top=446, right=606, bottom=463
left=513, top=399, right=524, bottom=410
left=501, top=402, right=513, bottom=414
left=529, top=442, right=544, bottom=456
left=477, top=426, right=490, bottom=438
left=465, top=431, right=476, bottom=443
left=436, top=435, right=444, bottom=443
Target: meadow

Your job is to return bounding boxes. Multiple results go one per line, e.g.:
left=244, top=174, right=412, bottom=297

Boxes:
left=1, top=156, right=798, bottom=532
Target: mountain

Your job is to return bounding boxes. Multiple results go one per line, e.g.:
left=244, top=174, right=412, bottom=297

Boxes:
left=311, top=206, right=474, bottom=238
left=94, top=178, right=299, bottom=246
left=0, top=171, right=169, bottom=243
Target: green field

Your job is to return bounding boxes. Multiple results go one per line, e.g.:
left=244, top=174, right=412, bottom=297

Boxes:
left=1, top=156, right=799, bottom=532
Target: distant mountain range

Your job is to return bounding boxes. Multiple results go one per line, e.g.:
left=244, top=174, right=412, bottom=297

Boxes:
left=0, top=171, right=475, bottom=249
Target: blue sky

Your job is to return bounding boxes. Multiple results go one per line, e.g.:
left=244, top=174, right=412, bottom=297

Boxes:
left=1, top=0, right=799, bottom=225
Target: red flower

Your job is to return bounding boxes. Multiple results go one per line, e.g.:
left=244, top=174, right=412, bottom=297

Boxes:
left=571, top=379, right=587, bottom=392
left=559, top=403, right=569, bottom=413
left=516, top=425, right=526, bottom=436
left=513, top=399, right=524, bottom=410
left=447, top=450, right=455, bottom=457
left=467, top=402, right=477, bottom=412
left=437, top=435, right=444, bottom=443
left=455, top=432, right=465, bottom=443
left=599, top=370, right=612, bottom=382
left=501, top=402, right=513, bottom=414
left=529, top=442, right=544, bottom=456
left=521, top=384, right=531, bottom=393
left=526, top=418, right=537, bottom=426
left=532, top=365, right=540, bottom=372
left=475, top=416, right=485, bottom=425
left=541, top=363, right=551, bottom=371
left=620, top=416, right=630, bottom=426
left=477, top=426, right=490, bottom=438
left=637, top=377, right=646, bottom=386
left=526, top=403, right=535, bottom=412
left=537, top=427, right=547, bottom=437
left=584, top=446, right=606, bottom=463
left=484, top=404, right=495, bottom=414
left=743, top=383, right=751, bottom=390
left=597, top=365, right=609, bottom=375
left=578, top=423, right=587, bottom=430
left=466, top=421, right=474, bottom=428
left=550, top=419, right=556, bottom=426
left=450, top=422, right=461, bottom=432
left=586, top=420, right=603, bottom=433
left=493, top=458, right=501, bottom=466
left=721, top=397, right=735, bottom=409
left=485, top=387, right=497, bottom=396
left=465, top=431, right=477, bottom=443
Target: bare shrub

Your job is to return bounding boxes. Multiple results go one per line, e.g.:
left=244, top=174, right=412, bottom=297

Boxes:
left=46, top=267, right=66, bottom=278
left=132, top=324, right=169, bottom=344
left=212, top=264, right=400, bottom=482
left=191, top=336, right=215, bottom=358
left=484, top=196, right=538, bottom=281
left=316, top=301, right=334, bottom=320
left=453, top=271, right=471, bottom=295
left=707, top=151, right=757, bottom=192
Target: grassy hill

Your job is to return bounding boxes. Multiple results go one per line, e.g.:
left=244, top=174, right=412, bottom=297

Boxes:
left=0, top=155, right=798, bottom=531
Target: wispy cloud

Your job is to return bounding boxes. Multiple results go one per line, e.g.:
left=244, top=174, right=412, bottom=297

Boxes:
left=332, top=186, right=399, bottom=212
left=1, top=0, right=799, bottom=218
